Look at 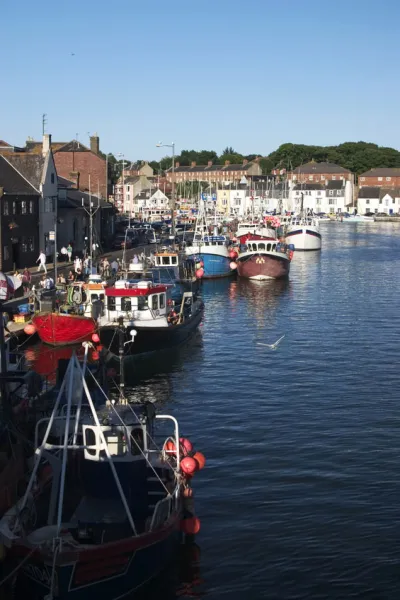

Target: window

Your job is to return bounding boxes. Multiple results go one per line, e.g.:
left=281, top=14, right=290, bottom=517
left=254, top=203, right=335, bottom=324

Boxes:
left=107, top=297, right=116, bottom=310
left=12, top=201, right=16, bottom=214
left=29, top=201, right=34, bottom=214
left=393, top=198, right=396, bottom=204
left=121, top=298, right=131, bottom=311
left=27, top=237, right=34, bottom=252
left=21, top=237, right=27, bottom=252
left=3, top=201, right=8, bottom=216
left=378, top=177, right=383, bottom=182
left=152, top=295, right=158, bottom=310
left=379, top=199, right=382, bottom=204
left=127, top=185, right=130, bottom=192
left=317, top=191, right=321, bottom=196
left=329, top=190, right=334, bottom=196
left=160, top=294, right=165, bottom=309
left=360, top=177, right=365, bottom=181
left=332, top=176, right=336, bottom=180
left=21, top=201, right=27, bottom=215
left=138, top=297, right=148, bottom=310
left=386, top=177, right=391, bottom=181
left=51, top=173, right=55, bottom=184
left=3, top=246, right=9, bottom=260
left=308, top=176, right=313, bottom=181
left=366, top=199, right=370, bottom=204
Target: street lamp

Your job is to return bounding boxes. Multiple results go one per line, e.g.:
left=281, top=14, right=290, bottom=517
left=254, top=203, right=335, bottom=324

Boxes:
left=156, top=142, right=175, bottom=237
left=117, top=153, right=126, bottom=223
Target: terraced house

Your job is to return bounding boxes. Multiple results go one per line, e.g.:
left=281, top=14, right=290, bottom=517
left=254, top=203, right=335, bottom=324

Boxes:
left=166, top=159, right=262, bottom=184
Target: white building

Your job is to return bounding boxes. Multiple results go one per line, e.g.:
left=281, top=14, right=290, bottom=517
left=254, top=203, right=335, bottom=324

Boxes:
left=289, top=180, right=351, bottom=214
left=357, top=187, right=400, bottom=215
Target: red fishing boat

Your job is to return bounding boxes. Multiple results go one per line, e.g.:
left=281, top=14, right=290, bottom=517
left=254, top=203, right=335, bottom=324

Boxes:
left=32, top=313, right=97, bottom=346
left=235, top=237, right=294, bottom=280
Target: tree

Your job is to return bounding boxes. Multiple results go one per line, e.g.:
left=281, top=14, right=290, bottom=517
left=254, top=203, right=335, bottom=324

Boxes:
left=218, top=152, right=244, bottom=165
left=221, top=146, right=236, bottom=155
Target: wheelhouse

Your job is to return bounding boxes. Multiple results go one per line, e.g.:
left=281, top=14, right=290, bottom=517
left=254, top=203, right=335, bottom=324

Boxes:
left=245, top=240, right=278, bottom=252
left=105, top=281, right=168, bottom=322
left=154, top=252, right=179, bottom=268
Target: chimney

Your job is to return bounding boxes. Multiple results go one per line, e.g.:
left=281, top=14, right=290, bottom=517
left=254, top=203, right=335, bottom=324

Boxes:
left=175, top=161, right=180, bottom=168
left=42, top=134, right=52, bottom=157
left=243, top=159, right=248, bottom=165
left=191, top=161, right=196, bottom=167
left=254, top=157, right=260, bottom=163
left=69, top=171, right=80, bottom=189
left=225, top=160, right=230, bottom=166
left=208, top=161, right=213, bottom=167
left=90, top=134, right=100, bottom=155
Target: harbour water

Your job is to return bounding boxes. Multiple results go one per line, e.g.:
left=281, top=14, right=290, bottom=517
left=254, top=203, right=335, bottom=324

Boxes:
left=126, top=222, right=400, bottom=599
left=15, top=223, right=400, bottom=599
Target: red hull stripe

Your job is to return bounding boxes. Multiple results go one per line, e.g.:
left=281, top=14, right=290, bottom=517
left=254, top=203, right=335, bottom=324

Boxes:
left=106, top=285, right=167, bottom=297
left=32, top=313, right=97, bottom=345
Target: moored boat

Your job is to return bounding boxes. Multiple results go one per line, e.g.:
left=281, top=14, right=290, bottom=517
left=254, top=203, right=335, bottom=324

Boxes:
left=98, top=280, right=204, bottom=356
left=280, top=215, right=322, bottom=251
left=236, top=219, right=277, bottom=245
left=32, top=279, right=106, bottom=346
left=0, top=354, right=204, bottom=599
left=236, top=237, right=293, bottom=280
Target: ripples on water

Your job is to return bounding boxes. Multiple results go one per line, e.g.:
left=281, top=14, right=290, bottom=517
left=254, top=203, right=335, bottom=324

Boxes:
left=24, top=223, right=400, bottom=599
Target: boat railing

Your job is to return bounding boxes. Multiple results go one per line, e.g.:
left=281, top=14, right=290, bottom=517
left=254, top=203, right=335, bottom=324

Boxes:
left=149, top=495, right=172, bottom=531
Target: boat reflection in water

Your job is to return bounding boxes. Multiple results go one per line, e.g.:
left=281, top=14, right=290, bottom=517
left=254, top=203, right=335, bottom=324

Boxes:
left=235, top=277, right=291, bottom=329
left=133, top=541, right=205, bottom=600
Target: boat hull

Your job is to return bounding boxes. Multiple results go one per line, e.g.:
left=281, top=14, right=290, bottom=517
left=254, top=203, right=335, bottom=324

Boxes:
left=11, top=515, right=182, bottom=600
left=185, top=247, right=232, bottom=278
left=286, top=227, right=321, bottom=251
left=32, top=313, right=97, bottom=346
left=236, top=252, right=290, bottom=280
left=99, top=305, right=204, bottom=355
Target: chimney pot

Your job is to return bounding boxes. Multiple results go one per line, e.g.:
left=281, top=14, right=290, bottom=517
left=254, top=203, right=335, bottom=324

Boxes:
left=225, top=160, right=230, bottom=166
left=175, top=161, right=180, bottom=168
left=191, top=161, right=196, bottom=167
left=243, top=159, right=248, bottom=165
left=42, top=134, right=52, bottom=157
left=90, top=135, right=100, bottom=155
left=208, top=160, right=213, bottom=167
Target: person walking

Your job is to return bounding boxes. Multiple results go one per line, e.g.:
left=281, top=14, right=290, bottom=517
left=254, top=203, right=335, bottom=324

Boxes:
left=67, top=244, right=73, bottom=262
left=36, top=250, right=47, bottom=273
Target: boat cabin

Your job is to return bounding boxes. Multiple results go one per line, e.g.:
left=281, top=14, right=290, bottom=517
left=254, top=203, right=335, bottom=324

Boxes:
left=104, top=281, right=169, bottom=324
left=192, top=234, right=229, bottom=246
left=154, top=252, right=179, bottom=268
left=244, top=240, right=279, bottom=253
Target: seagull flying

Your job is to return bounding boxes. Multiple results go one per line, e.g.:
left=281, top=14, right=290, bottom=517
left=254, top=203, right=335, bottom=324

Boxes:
left=257, top=335, right=285, bottom=350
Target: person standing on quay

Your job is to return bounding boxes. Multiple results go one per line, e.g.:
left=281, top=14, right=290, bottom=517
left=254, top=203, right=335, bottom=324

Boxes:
left=67, top=244, right=73, bottom=262
left=36, top=250, right=47, bottom=273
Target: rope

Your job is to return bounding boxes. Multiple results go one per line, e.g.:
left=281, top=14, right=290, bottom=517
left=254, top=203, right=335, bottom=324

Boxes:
left=0, top=547, right=36, bottom=587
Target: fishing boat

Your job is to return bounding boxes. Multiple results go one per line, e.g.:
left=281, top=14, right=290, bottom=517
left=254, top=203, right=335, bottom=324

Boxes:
left=280, top=193, right=322, bottom=251
left=236, top=236, right=293, bottom=280
left=32, top=279, right=106, bottom=346
left=98, top=280, right=204, bottom=356
left=0, top=354, right=204, bottom=599
left=184, top=201, right=233, bottom=278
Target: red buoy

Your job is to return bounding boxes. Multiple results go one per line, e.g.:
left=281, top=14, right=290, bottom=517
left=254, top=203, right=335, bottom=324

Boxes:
left=195, top=268, right=204, bottom=279
left=179, top=437, right=193, bottom=455
left=180, top=456, right=198, bottom=475
left=92, top=333, right=100, bottom=343
left=229, top=250, right=238, bottom=259
left=165, top=440, right=177, bottom=454
left=91, top=351, right=99, bottom=361
left=180, top=517, right=201, bottom=535
left=24, top=323, right=36, bottom=336
left=193, top=451, right=206, bottom=470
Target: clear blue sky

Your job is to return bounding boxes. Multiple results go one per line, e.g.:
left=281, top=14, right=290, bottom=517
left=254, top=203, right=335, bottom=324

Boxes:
left=2, top=0, right=400, bottom=162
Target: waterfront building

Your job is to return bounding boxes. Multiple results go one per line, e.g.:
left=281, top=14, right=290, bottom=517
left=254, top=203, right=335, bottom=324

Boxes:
left=288, top=179, right=351, bottom=214
left=288, top=161, right=353, bottom=184
left=357, top=186, right=400, bottom=215
left=114, top=176, right=151, bottom=214
left=0, top=135, right=58, bottom=256
left=166, top=159, right=262, bottom=185
left=0, top=155, right=40, bottom=271
left=358, top=168, right=400, bottom=189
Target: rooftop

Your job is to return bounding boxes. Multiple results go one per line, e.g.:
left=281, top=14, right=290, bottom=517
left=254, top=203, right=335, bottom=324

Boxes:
left=360, top=168, right=400, bottom=177
left=0, top=155, right=39, bottom=195
left=292, top=161, right=351, bottom=175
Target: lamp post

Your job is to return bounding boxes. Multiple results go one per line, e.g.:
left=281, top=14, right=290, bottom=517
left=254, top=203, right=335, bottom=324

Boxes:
left=156, top=142, right=175, bottom=237
left=117, top=153, right=126, bottom=223
left=81, top=176, right=100, bottom=270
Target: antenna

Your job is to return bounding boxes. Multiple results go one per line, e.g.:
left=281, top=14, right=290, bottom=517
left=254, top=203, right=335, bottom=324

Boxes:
left=42, top=113, right=47, bottom=136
